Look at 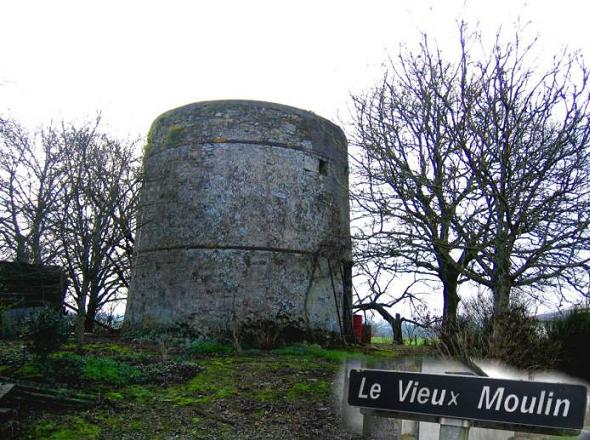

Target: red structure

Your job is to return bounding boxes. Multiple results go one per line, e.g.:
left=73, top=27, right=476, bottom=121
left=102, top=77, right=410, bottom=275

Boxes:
left=353, top=314, right=363, bottom=343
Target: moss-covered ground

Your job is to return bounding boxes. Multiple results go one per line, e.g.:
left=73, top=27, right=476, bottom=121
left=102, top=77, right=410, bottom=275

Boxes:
left=0, top=337, right=413, bottom=439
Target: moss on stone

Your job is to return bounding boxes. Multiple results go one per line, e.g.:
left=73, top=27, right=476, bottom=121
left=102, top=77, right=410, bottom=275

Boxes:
left=164, top=124, right=186, bottom=148
left=143, top=126, right=154, bottom=156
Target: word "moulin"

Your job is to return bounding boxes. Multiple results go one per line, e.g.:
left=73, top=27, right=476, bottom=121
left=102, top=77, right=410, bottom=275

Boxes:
left=478, top=386, right=570, bottom=417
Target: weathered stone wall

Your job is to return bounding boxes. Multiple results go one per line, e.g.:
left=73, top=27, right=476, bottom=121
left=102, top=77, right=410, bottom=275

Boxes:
left=125, top=100, right=352, bottom=339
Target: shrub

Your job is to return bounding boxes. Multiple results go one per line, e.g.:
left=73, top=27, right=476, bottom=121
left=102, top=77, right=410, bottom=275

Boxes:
left=82, top=356, right=145, bottom=386
left=273, top=343, right=349, bottom=362
left=124, top=321, right=201, bottom=346
left=188, top=338, right=234, bottom=356
left=442, top=294, right=559, bottom=370
left=23, top=307, right=71, bottom=358
left=41, top=352, right=86, bottom=384
left=486, top=304, right=559, bottom=369
left=547, top=308, right=590, bottom=381
left=32, top=353, right=146, bottom=386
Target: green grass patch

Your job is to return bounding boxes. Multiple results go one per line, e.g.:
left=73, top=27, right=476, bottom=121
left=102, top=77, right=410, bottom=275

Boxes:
left=83, top=342, right=137, bottom=356
left=371, top=336, right=428, bottom=346
left=104, top=391, right=124, bottom=401
left=15, top=352, right=146, bottom=387
left=33, top=416, right=100, bottom=440
left=14, top=361, right=43, bottom=379
left=253, top=388, right=278, bottom=402
left=272, top=343, right=350, bottom=363
left=286, top=379, right=332, bottom=401
left=404, top=337, right=427, bottom=346
left=371, top=336, right=393, bottom=344
left=188, top=338, right=234, bottom=356
left=82, top=356, right=145, bottom=386
left=166, top=358, right=238, bottom=406
left=123, top=384, right=159, bottom=403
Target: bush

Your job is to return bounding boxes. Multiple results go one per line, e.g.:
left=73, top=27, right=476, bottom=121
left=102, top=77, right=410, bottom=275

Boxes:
left=124, top=321, right=202, bottom=346
left=486, top=304, right=559, bottom=369
left=547, top=308, right=590, bottom=381
left=30, top=353, right=146, bottom=386
left=188, top=338, right=234, bottom=356
left=41, top=352, right=87, bottom=384
left=82, top=356, right=145, bottom=386
left=23, top=307, right=71, bottom=358
left=444, top=295, right=559, bottom=369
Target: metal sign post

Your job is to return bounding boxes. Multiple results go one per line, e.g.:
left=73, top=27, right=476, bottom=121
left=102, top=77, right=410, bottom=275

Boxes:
left=348, top=369, right=588, bottom=438
left=439, top=418, right=469, bottom=440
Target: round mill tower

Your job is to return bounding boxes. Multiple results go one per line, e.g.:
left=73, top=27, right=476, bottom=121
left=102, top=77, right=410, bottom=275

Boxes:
left=125, top=100, right=352, bottom=341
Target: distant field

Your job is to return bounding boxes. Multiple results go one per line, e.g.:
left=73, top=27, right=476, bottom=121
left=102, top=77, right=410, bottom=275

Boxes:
left=371, top=336, right=393, bottom=344
left=371, top=336, right=427, bottom=345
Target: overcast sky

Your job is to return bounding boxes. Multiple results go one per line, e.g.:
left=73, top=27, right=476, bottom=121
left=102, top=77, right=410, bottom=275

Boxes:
left=2, top=0, right=589, bottom=316
left=2, top=0, right=589, bottom=140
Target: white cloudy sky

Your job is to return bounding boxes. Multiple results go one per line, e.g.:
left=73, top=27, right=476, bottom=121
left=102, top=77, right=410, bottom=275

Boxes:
left=2, top=0, right=589, bottom=139
left=2, top=0, right=588, bottom=316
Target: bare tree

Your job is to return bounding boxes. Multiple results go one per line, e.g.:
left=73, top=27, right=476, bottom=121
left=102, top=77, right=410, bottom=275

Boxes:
left=352, top=261, right=432, bottom=344
left=0, top=119, right=65, bottom=264
left=459, top=32, right=590, bottom=320
left=350, top=23, right=590, bottom=349
left=55, top=118, right=141, bottom=340
left=451, top=29, right=590, bottom=352
left=350, top=29, right=484, bottom=342
left=0, top=115, right=141, bottom=342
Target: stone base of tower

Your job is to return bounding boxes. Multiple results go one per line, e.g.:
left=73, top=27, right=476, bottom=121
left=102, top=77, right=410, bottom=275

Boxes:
left=124, top=247, right=348, bottom=345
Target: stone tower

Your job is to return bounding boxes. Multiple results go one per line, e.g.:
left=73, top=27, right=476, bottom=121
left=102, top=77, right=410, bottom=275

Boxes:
left=125, top=100, right=352, bottom=340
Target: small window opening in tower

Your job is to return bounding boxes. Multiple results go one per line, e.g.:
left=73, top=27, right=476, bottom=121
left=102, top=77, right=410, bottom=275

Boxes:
left=319, top=159, right=328, bottom=175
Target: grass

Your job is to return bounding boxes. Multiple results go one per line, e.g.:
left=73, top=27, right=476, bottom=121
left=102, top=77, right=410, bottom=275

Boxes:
left=371, top=335, right=428, bottom=346
left=10, top=352, right=146, bottom=387
left=0, top=337, right=424, bottom=439
left=166, top=358, right=238, bottom=406
left=188, top=338, right=234, bottom=356
left=81, top=356, right=145, bottom=385
left=271, top=343, right=351, bottom=362
left=33, top=416, right=100, bottom=440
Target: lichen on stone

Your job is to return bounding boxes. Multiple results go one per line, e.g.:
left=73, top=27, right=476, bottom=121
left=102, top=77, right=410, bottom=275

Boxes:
left=164, top=124, right=186, bottom=148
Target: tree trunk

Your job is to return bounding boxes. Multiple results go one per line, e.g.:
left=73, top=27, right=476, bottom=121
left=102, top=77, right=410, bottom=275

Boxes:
left=75, top=310, right=85, bottom=344
left=75, top=282, right=89, bottom=344
left=84, top=303, right=97, bottom=333
left=354, top=305, right=404, bottom=345
left=440, top=272, right=460, bottom=353
left=84, top=285, right=100, bottom=333
left=490, top=275, right=512, bottom=358
left=392, top=313, right=403, bottom=345
left=489, top=241, right=512, bottom=358
left=15, top=233, right=30, bottom=263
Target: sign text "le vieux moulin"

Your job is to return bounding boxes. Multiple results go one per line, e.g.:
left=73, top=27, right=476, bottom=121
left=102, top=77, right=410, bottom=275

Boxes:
left=348, top=370, right=587, bottom=433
